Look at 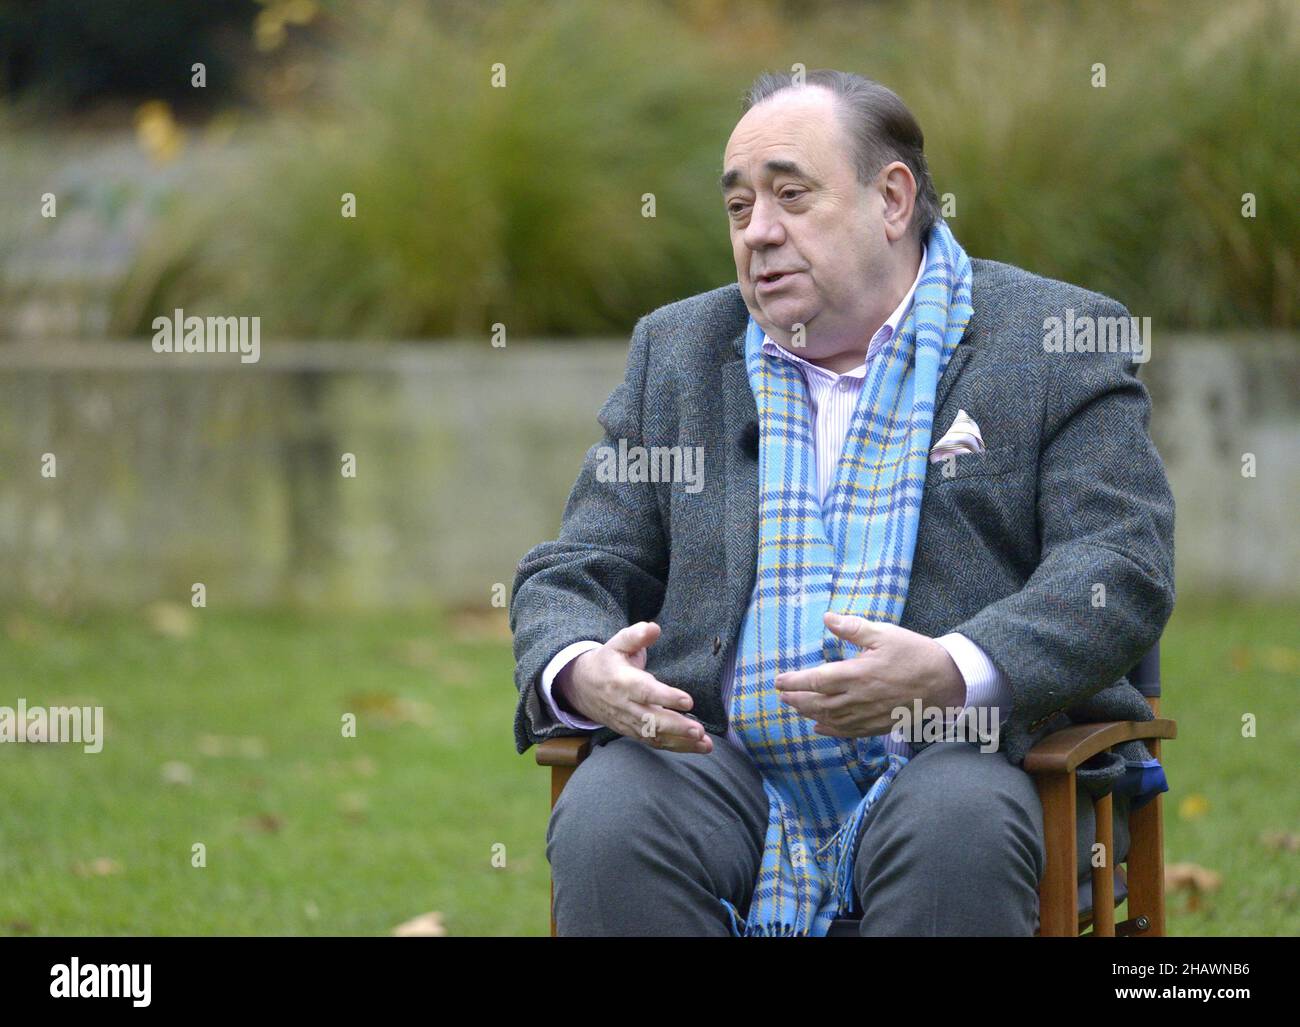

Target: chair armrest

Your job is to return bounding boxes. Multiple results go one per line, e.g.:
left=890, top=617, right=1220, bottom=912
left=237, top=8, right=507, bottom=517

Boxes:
left=1023, top=719, right=1176, bottom=775
left=535, top=735, right=593, bottom=768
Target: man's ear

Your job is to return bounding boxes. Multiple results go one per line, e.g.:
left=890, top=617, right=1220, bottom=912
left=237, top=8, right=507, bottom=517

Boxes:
left=878, top=161, right=917, bottom=243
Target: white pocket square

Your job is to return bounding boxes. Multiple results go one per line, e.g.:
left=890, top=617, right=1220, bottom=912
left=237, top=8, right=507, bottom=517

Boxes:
left=928, top=409, right=986, bottom=464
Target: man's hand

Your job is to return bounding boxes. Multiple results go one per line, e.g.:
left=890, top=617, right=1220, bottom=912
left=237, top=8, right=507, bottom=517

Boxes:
left=558, top=622, right=713, bottom=754
left=774, top=612, right=964, bottom=738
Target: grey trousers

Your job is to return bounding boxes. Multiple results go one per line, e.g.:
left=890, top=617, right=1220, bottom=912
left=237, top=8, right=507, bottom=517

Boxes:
left=547, top=733, right=1130, bottom=936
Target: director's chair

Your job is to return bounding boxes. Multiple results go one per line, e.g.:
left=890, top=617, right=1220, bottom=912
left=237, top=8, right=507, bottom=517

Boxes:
left=535, top=645, right=1175, bottom=937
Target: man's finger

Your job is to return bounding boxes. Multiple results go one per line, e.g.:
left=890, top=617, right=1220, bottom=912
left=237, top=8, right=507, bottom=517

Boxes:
left=606, top=621, right=661, bottom=656
left=773, top=660, right=859, bottom=694
left=626, top=702, right=711, bottom=753
left=823, top=611, right=886, bottom=648
left=618, top=667, right=694, bottom=712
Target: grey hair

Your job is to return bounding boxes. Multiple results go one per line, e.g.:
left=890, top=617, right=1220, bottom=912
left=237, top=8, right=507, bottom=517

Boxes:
left=741, top=69, right=940, bottom=243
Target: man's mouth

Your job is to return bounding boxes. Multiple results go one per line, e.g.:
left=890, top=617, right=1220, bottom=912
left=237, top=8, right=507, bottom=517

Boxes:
left=757, top=270, right=799, bottom=290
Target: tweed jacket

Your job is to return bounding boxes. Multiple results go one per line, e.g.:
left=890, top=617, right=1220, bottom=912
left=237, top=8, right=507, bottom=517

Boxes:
left=510, top=258, right=1176, bottom=794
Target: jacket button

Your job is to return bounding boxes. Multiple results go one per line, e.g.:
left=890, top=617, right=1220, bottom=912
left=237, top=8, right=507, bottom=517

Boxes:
left=712, top=636, right=722, bottom=655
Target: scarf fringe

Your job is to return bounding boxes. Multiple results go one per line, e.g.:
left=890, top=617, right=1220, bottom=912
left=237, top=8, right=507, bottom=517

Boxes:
left=719, top=899, right=805, bottom=937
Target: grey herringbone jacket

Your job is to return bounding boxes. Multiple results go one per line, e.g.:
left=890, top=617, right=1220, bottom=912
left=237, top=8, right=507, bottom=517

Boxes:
left=510, top=259, right=1175, bottom=793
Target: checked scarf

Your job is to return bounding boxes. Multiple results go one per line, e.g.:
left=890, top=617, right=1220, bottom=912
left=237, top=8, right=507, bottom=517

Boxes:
left=719, top=221, right=973, bottom=937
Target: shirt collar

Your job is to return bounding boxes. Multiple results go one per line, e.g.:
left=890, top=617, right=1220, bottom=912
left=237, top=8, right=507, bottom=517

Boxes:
left=761, top=243, right=928, bottom=379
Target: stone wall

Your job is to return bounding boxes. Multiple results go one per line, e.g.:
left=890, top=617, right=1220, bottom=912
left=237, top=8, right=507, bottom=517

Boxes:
left=0, top=336, right=1295, bottom=609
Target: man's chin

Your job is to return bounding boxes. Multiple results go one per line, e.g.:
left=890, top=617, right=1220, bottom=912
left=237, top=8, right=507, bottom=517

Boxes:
left=759, top=304, right=815, bottom=340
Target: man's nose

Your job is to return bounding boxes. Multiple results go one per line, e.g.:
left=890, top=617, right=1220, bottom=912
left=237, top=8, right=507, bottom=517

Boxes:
left=743, top=196, right=785, bottom=252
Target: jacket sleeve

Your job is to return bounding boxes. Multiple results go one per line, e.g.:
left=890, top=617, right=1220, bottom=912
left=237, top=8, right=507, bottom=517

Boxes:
left=950, top=299, right=1175, bottom=752
left=510, top=314, right=670, bottom=753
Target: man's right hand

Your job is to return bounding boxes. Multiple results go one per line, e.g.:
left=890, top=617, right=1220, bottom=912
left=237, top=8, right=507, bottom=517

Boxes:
left=555, top=622, right=713, bottom=754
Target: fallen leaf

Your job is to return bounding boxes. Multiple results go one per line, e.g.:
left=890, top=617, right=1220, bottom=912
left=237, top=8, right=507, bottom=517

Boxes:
left=1166, top=862, right=1222, bottom=910
left=344, top=693, right=435, bottom=728
left=241, top=813, right=283, bottom=834
left=72, top=857, right=123, bottom=877
left=196, top=735, right=266, bottom=759
left=161, top=761, right=193, bottom=786
left=144, top=601, right=195, bottom=639
left=392, top=639, right=439, bottom=670
left=1166, top=862, right=1222, bottom=892
left=1178, top=794, right=1210, bottom=821
left=447, top=606, right=512, bottom=642
left=337, top=791, right=368, bottom=821
left=350, top=756, right=377, bottom=777
left=1260, top=646, right=1300, bottom=675
left=392, top=911, right=446, bottom=937
left=1227, top=647, right=1252, bottom=673
left=4, top=614, right=40, bottom=643
left=1259, top=830, right=1300, bottom=853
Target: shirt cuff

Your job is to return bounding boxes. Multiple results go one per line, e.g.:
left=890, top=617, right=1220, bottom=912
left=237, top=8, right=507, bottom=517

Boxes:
left=539, top=641, right=605, bottom=731
left=934, top=632, right=1012, bottom=727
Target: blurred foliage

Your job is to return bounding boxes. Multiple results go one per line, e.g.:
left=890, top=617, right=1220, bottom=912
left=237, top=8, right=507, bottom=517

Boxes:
left=0, top=0, right=261, bottom=111
left=109, top=0, right=1298, bottom=338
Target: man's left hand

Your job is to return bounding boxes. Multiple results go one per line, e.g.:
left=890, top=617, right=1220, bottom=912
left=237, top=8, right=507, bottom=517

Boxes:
left=774, top=612, right=965, bottom=738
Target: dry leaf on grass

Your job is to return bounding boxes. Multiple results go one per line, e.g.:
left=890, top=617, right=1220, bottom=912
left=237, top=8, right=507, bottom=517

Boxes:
left=161, top=761, right=193, bottom=786
left=196, top=735, right=266, bottom=759
left=337, top=791, right=368, bottom=821
left=72, top=857, right=123, bottom=877
left=5, top=614, right=41, bottom=643
left=1178, top=794, right=1210, bottom=821
left=392, top=911, right=446, bottom=937
left=391, top=639, right=440, bottom=670
left=1165, top=862, right=1223, bottom=912
left=144, top=601, right=195, bottom=639
left=446, top=605, right=512, bottom=642
left=344, top=692, right=435, bottom=728
left=1259, top=830, right=1300, bottom=853
left=240, top=813, right=283, bottom=834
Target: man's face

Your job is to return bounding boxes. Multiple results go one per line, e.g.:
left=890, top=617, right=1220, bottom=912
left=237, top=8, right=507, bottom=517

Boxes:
left=721, top=87, right=892, bottom=357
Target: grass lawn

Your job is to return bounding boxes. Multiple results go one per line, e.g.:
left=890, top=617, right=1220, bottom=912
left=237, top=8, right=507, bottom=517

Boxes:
left=0, top=599, right=1295, bottom=936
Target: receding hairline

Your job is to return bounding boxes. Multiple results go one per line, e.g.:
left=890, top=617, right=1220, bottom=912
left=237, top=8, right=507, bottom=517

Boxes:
left=717, top=85, right=848, bottom=194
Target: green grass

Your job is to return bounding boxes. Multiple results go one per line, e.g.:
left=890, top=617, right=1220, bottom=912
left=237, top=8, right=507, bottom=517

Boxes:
left=1151, top=599, right=1300, bottom=935
left=0, top=606, right=547, bottom=936
left=0, top=599, right=1295, bottom=935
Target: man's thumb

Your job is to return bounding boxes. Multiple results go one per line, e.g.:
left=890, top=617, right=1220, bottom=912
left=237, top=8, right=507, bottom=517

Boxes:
left=824, top=611, right=880, bottom=647
left=608, top=621, right=661, bottom=655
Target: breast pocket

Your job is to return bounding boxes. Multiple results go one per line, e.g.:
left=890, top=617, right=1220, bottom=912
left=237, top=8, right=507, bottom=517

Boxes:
left=925, top=444, right=1027, bottom=486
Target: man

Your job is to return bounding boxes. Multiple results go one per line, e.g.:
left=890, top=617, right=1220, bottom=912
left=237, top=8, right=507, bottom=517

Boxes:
left=510, top=69, right=1175, bottom=936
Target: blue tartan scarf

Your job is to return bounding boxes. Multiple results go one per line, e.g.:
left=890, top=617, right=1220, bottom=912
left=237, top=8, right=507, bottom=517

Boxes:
left=720, top=221, right=973, bottom=937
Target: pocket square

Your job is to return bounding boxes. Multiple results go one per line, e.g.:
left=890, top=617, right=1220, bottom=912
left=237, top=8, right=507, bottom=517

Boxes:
left=929, top=409, right=986, bottom=464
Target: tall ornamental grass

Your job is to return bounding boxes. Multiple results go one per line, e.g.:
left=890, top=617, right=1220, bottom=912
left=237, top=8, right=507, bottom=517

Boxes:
left=111, top=0, right=1298, bottom=338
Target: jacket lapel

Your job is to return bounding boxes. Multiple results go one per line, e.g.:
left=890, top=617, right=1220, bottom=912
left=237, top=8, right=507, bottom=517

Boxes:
left=721, top=331, right=759, bottom=618
left=934, top=342, right=973, bottom=424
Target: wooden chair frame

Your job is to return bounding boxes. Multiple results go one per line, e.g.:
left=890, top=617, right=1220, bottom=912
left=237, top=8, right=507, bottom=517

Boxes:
left=536, top=659, right=1174, bottom=938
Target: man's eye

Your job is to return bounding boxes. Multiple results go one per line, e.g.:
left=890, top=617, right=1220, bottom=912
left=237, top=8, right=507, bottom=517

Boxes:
left=780, top=189, right=803, bottom=201
left=728, top=202, right=748, bottom=216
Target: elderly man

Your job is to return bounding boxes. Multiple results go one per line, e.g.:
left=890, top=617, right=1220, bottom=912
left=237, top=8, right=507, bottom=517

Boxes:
left=510, top=69, right=1174, bottom=936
